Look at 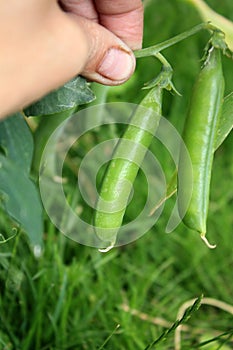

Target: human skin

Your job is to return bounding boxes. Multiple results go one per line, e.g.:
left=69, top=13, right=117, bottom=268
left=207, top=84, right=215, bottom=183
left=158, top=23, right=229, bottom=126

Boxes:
left=0, top=0, right=143, bottom=119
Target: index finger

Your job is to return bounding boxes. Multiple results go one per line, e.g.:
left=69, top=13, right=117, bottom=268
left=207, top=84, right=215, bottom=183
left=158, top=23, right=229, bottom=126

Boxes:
left=94, top=0, right=144, bottom=50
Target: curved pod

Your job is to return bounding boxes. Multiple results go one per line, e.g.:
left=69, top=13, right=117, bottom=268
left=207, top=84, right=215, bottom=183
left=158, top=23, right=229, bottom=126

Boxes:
left=178, top=48, right=225, bottom=243
left=94, top=86, right=163, bottom=248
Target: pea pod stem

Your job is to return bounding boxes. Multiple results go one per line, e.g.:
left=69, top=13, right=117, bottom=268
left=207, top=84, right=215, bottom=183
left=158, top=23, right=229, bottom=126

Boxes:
left=155, top=53, right=171, bottom=67
left=143, top=54, right=181, bottom=94
left=134, top=23, right=213, bottom=58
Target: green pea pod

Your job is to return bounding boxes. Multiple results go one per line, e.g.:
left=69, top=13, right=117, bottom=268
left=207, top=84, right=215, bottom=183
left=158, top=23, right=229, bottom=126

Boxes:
left=150, top=92, right=233, bottom=218
left=178, top=47, right=225, bottom=247
left=94, top=86, right=163, bottom=250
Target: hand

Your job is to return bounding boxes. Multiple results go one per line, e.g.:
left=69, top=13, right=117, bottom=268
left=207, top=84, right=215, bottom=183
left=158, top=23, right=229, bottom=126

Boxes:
left=0, top=0, right=143, bottom=119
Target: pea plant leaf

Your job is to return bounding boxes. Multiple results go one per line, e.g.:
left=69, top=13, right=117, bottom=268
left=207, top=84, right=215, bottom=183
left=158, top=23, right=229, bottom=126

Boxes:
left=24, top=76, right=95, bottom=117
left=0, top=112, right=33, bottom=174
left=0, top=113, right=43, bottom=246
left=0, top=155, right=43, bottom=246
left=215, top=92, right=233, bottom=150
left=32, top=107, right=76, bottom=172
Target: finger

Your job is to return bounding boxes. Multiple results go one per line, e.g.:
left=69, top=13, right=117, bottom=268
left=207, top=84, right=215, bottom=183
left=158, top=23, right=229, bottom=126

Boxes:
left=58, top=0, right=137, bottom=82
left=0, top=2, right=136, bottom=118
left=59, top=0, right=144, bottom=50
left=59, top=0, right=98, bottom=21
left=0, top=1, right=90, bottom=118
left=73, top=15, right=136, bottom=85
left=94, top=0, right=144, bottom=50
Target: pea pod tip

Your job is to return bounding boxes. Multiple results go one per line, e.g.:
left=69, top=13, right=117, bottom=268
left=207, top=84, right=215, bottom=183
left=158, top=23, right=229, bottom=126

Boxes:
left=98, top=243, right=115, bottom=253
left=200, top=233, right=217, bottom=249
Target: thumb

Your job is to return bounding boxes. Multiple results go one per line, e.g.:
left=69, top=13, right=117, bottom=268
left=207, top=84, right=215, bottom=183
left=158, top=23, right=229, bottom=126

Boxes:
left=30, top=10, right=136, bottom=97
left=74, top=16, right=136, bottom=85
left=28, top=11, right=136, bottom=103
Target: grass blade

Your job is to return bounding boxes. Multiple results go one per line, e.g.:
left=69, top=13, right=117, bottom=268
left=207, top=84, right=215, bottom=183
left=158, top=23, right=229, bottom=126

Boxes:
left=144, top=296, right=202, bottom=350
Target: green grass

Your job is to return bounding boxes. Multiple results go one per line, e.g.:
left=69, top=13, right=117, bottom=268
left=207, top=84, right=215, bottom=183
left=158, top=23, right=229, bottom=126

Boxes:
left=1, top=0, right=233, bottom=349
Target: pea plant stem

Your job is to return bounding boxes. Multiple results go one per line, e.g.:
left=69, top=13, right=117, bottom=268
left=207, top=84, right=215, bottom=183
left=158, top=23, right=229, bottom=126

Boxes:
left=134, top=22, right=212, bottom=58
left=155, top=52, right=171, bottom=67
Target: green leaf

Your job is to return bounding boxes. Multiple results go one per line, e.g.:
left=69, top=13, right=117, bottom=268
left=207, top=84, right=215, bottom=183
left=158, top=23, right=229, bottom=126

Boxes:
left=32, top=108, right=75, bottom=172
left=24, top=76, right=95, bottom=117
left=0, top=112, right=33, bottom=174
left=0, top=112, right=43, bottom=245
left=0, top=155, right=43, bottom=246
left=215, top=92, right=233, bottom=150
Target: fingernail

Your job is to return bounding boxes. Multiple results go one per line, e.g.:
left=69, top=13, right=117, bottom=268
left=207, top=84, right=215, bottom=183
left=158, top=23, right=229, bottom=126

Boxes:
left=97, top=47, right=135, bottom=81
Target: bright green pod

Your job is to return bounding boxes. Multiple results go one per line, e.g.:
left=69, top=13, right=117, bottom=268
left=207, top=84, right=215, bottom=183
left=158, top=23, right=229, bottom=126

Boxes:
left=178, top=48, right=225, bottom=246
left=94, top=86, right=163, bottom=249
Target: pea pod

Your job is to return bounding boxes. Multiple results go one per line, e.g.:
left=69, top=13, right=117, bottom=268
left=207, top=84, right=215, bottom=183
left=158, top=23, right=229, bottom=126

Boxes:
left=150, top=92, right=233, bottom=218
left=178, top=47, right=225, bottom=247
left=94, top=85, right=163, bottom=250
